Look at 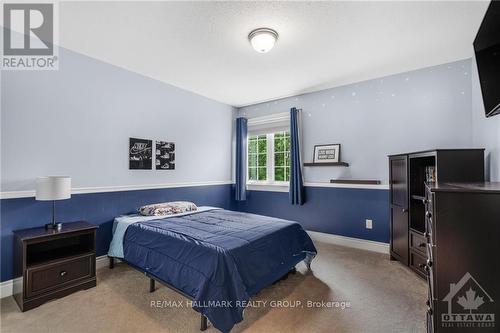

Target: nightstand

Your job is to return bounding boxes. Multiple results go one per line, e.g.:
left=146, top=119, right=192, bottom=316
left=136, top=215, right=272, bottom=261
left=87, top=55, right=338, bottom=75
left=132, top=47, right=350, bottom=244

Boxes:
left=13, top=221, right=97, bottom=311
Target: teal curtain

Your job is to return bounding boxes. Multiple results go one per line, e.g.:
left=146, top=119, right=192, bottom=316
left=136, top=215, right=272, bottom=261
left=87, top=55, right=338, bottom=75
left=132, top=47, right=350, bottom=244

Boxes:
left=235, top=117, right=247, bottom=201
left=289, top=108, right=304, bottom=205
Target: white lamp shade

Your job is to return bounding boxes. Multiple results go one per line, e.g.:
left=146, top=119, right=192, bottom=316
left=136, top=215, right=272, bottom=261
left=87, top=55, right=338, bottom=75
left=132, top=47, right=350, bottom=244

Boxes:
left=36, top=176, right=72, bottom=201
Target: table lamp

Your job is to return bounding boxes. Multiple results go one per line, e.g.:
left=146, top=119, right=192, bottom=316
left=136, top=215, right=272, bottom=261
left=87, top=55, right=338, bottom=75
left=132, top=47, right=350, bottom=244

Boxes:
left=36, top=176, right=71, bottom=231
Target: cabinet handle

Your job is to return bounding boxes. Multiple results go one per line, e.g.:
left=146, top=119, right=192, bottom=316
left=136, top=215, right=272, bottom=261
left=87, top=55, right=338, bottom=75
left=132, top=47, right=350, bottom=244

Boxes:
left=426, top=259, right=433, bottom=267
left=402, top=208, right=408, bottom=213
left=422, top=198, right=429, bottom=204
left=425, top=211, right=432, bottom=218
left=60, top=271, right=67, bottom=277
left=419, top=263, right=430, bottom=272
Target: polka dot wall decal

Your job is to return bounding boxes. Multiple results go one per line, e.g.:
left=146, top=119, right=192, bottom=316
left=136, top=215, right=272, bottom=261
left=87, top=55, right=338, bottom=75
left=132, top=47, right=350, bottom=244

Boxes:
left=322, top=103, right=326, bottom=107
left=405, top=77, right=410, bottom=82
left=464, top=72, right=468, bottom=76
left=331, top=95, right=335, bottom=99
left=352, top=92, right=356, bottom=96
left=461, top=91, right=465, bottom=95
left=391, top=93, right=396, bottom=97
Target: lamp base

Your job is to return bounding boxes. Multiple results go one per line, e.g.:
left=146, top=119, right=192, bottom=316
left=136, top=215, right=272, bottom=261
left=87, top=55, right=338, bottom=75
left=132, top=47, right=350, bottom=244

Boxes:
left=45, top=222, right=63, bottom=231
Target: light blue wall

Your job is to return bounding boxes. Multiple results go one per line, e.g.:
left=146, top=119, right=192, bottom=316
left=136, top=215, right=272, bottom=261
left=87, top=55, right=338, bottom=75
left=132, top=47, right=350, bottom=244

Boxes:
left=238, top=59, right=475, bottom=184
left=471, top=56, right=500, bottom=181
left=0, top=45, right=238, bottom=283
left=1, top=47, right=235, bottom=192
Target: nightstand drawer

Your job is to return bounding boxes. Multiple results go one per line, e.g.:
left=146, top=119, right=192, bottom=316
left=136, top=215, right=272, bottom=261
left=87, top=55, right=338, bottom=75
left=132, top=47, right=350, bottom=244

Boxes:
left=26, top=254, right=94, bottom=298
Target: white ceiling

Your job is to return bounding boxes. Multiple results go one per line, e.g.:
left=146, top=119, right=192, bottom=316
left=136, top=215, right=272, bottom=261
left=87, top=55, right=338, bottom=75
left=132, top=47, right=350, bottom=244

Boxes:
left=60, top=1, right=490, bottom=107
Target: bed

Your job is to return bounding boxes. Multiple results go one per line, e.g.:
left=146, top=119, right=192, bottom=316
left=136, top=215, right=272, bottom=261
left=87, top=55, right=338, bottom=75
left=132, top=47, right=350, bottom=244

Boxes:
left=108, top=207, right=317, bottom=333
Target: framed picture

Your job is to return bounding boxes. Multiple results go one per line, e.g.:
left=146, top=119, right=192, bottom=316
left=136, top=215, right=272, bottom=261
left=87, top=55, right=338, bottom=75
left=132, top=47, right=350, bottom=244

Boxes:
left=129, top=137, right=152, bottom=170
left=313, top=144, right=341, bottom=163
left=155, top=141, right=175, bottom=170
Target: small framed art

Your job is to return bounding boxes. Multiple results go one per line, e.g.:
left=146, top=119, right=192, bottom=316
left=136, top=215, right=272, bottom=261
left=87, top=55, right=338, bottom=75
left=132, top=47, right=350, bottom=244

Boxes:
left=129, top=137, right=153, bottom=170
left=155, top=141, right=175, bottom=170
left=313, top=144, right=341, bottom=163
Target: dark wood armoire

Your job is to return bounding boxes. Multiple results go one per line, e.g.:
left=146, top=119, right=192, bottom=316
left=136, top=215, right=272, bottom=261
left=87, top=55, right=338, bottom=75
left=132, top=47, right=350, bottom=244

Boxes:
left=388, top=149, right=485, bottom=277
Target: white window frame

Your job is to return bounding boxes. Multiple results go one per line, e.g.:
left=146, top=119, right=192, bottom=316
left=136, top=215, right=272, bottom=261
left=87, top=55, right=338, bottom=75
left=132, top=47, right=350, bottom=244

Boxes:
left=247, top=131, right=290, bottom=190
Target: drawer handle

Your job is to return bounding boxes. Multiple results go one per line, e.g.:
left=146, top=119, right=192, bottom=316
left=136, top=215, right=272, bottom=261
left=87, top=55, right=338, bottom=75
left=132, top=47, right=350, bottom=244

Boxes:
left=419, top=263, right=430, bottom=273
left=60, top=271, right=67, bottom=277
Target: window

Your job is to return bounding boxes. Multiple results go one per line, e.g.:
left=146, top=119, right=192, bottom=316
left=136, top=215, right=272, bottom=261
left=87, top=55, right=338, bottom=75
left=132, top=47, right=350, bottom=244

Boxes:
left=274, top=131, right=291, bottom=182
left=248, top=131, right=290, bottom=184
left=248, top=135, right=268, bottom=181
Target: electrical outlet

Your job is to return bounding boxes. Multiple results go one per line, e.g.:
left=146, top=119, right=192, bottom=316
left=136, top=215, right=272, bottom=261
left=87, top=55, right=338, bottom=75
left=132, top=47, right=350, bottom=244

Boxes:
left=366, top=219, right=373, bottom=229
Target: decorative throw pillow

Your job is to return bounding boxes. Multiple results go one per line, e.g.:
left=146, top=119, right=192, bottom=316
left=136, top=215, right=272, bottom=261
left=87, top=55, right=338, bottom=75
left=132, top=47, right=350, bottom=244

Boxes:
left=138, top=201, right=198, bottom=216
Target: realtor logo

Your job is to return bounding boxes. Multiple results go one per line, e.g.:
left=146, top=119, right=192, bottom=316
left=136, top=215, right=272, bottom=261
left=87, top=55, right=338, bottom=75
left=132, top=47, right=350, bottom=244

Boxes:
left=1, top=2, right=58, bottom=70
left=441, top=272, right=495, bottom=329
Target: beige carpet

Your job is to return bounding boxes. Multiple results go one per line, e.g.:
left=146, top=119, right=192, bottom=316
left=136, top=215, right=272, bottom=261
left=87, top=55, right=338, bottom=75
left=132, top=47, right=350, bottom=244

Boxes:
left=1, top=240, right=426, bottom=333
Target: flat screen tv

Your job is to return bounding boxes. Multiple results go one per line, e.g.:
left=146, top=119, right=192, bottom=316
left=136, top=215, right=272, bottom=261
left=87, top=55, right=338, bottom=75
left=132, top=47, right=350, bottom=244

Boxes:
left=473, top=0, right=500, bottom=117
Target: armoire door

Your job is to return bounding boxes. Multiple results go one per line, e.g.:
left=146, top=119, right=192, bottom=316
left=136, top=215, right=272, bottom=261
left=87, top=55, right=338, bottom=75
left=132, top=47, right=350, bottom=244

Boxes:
left=390, top=155, right=409, bottom=265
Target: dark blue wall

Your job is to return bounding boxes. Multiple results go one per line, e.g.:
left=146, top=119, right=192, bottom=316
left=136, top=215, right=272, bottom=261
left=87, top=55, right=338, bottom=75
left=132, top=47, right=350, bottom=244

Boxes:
left=0, top=185, right=232, bottom=282
left=0, top=185, right=389, bottom=282
left=232, top=187, right=390, bottom=244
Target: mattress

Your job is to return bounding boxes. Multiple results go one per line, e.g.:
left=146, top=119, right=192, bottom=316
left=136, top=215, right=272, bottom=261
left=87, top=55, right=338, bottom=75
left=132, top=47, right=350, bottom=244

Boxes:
left=122, top=209, right=317, bottom=332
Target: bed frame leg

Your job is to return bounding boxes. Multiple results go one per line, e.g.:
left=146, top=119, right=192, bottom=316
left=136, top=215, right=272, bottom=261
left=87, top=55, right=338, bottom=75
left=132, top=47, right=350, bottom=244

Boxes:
left=200, top=315, right=208, bottom=331
left=109, top=257, right=114, bottom=269
left=149, top=278, right=156, bottom=293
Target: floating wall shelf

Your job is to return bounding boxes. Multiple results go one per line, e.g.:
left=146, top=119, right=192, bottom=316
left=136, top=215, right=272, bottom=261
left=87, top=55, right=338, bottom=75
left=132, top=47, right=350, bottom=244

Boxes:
left=330, top=179, right=380, bottom=185
left=303, top=162, right=349, bottom=167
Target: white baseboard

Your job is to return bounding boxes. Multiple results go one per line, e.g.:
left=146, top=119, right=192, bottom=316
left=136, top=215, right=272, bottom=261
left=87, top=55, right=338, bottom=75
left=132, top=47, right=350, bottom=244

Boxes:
left=307, top=230, right=389, bottom=254
left=0, top=277, right=22, bottom=300
left=0, top=255, right=111, bottom=299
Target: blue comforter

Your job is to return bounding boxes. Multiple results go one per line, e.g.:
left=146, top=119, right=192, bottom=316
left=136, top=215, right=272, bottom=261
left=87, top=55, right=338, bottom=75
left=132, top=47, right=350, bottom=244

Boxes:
left=123, top=209, right=316, bottom=332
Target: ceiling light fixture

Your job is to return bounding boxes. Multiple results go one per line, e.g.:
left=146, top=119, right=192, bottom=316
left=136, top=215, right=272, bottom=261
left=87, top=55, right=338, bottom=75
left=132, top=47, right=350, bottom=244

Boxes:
left=248, top=28, right=279, bottom=53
